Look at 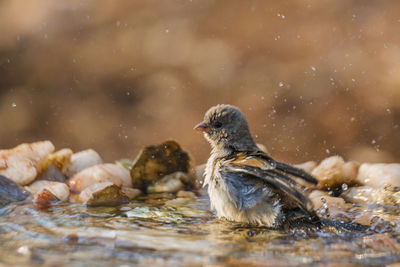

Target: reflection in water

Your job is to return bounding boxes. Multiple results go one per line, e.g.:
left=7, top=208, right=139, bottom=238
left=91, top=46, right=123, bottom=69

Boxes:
left=0, top=189, right=399, bottom=266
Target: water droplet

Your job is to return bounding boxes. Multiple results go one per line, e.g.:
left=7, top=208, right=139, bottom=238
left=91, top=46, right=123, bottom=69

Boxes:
left=278, top=81, right=284, bottom=87
left=311, top=66, right=316, bottom=71
left=165, top=28, right=169, bottom=33
left=325, top=149, right=330, bottom=154
left=341, top=183, right=348, bottom=191
left=11, top=103, right=16, bottom=107
left=17, top=246, right=31, bottom=256
left=371, top=139, right=376, bottom=145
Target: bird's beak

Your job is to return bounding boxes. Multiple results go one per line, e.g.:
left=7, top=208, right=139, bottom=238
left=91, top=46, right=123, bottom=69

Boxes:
left=194, top=122, right=209, bottom=132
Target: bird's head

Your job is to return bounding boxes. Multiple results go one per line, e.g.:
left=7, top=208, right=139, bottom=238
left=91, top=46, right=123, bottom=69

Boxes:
left=194, top=104, right=258, bottom=155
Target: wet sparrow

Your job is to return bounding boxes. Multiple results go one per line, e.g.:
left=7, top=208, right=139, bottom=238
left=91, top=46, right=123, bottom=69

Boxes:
left=194, top=104, right=320, bottom=228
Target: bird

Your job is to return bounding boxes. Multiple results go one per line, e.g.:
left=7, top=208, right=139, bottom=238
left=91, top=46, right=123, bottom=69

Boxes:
left=194, top=104, right=320, bottom=229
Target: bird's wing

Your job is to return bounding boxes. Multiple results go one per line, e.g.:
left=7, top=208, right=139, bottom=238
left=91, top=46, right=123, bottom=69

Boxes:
left=229, top=151, right=318, bottom=185
left=223, top=152, right=316, bottom=212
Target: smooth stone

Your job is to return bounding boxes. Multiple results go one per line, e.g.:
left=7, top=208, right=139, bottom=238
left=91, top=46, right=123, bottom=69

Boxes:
left=121, top=187, right=142, bottom=199
left=147, top=172, right=185, bottom=193
left=65, top=149, right=103, bottom=177
left=294, top=161, right=317, bottom=173
left=356, top=163, right=400, bottom=188
left=311, top=156, right=359, bottom=189
left=176, top=190, right=196, bottom=198
left=26, top=180, right=70, bottom=201
left=68, top=163, right=132, bottom=193
left=0, top=175, right=30, bottom=207
left=0, top=141, right=55, bottom=185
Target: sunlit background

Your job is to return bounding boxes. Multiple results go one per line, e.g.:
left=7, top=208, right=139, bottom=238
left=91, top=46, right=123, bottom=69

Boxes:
left=1, top=0, right=399, bottom=165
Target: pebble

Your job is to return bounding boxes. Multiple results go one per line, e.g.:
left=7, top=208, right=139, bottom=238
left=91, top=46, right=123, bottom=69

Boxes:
left=68, top=164, right=132, bottom=193
left=294, top=161, right=317, bottom=173
left=65, top=149, right=103, bottom=177
left=147, top=172, right=185, bottom=193
left=40, top=148, right=73, bottom=173
left=356, top=163, right=400, bottom=188
left=0, top=141, right=55, bottom=185
left=79, top=182, right=129, bottom=206
left=26, top=180, right=70, bottom=201
left=311, top=156, right=359, bottom=189
left=0, top=175, right=30, bottom=207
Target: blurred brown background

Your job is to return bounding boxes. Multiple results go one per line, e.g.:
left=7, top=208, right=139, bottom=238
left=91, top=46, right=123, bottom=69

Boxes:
left=0, top=0, right=399, bottom=165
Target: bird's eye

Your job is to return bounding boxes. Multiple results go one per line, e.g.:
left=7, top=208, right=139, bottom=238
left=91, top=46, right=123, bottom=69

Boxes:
left=214, top=121, right=222, bottom=128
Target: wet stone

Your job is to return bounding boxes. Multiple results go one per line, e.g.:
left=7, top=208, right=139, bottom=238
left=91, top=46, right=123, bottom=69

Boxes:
left=0, top=175, right=30, bottom=207
left=309, top=190, right=351, bottom=217
left=147, top=172, right=186, bottom=193
left=33, top=189, right=60, bottom=209
left=130, top=140, right=194, bottom=191
left=311, top=156, right=360, bottom=190
left=79, top=182, right=130, bottom=207
left=121, top=187, right=142, bottom=199
left=341, top=186, right=374, bottom=204
left=177, top=190, right=196, bottom=198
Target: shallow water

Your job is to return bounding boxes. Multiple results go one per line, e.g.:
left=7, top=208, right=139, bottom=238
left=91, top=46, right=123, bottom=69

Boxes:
left=0, top=189, right=399, bottom=266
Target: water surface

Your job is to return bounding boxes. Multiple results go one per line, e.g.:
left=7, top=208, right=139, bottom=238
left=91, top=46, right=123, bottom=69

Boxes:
left=0, top=189, right=399, bottom=266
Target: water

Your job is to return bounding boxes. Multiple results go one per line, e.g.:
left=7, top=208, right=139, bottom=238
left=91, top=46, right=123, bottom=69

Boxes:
left=0, top=189, right=399, bottom=266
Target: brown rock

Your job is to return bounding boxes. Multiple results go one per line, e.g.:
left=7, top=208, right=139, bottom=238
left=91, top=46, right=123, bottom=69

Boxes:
left=79, top=182, right=129, bottom=206
left=130, top=140, right=193, bottom=190
left=33, top=189, right=60, bottom=209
